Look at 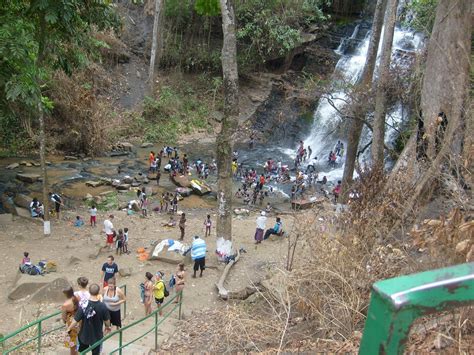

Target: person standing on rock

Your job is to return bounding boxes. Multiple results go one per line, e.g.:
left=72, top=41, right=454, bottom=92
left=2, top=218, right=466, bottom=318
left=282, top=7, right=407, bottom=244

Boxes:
left=101, top=255, right=119, bottom=288
left=179, top=213, right=186, bottom=240
left=103, top=215, right=115, bottom=251
left=67, top=284, right=111, bottom=355
left=49, top=192, right=63, bottom=219
left=191, top=236, right=206, bottom=278
left=89, top=205, right=97, bottom=227
left=254, top=211, right=267, bottom=244
left=143, top=272, right=154, bottom=316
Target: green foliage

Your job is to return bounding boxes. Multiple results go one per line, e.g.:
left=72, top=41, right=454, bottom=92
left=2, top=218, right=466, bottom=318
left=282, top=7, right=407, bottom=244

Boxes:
left=127, top=83, right=212, bottom=144
left=195, top=0, right=220, bottom=16
left=403, top=0, right=438, bottom=35
left=0, top=0, right=120, bottom=153
left=85, top=192, right=119, bottom=212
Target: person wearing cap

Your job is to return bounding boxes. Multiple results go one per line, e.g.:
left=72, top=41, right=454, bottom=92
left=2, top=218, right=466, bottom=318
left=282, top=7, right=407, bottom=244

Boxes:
left=191, top=236, right=206, bottom=278
left=153, top=272, right=165, bottom=315
left=254, top=211, right=267, bottom=244
left=104, top=215, right=115, bottom=250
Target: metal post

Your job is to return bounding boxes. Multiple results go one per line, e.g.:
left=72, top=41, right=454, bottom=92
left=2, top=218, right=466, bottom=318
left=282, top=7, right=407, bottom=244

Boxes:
left=123, top=285, right=127, bottom=319
left=119, top=330, right=123, bottom=355
left=154, top=312, right=158, bottom=351
left=178, top=291, right=183, bottom=320
left=37, top=321, right=42, bottom=353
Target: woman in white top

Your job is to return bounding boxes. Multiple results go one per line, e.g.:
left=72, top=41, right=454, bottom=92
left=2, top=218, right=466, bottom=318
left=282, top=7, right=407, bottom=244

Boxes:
left=74, top=276, right=90, bottom=310
left=103, top=278, right=126, bottom=329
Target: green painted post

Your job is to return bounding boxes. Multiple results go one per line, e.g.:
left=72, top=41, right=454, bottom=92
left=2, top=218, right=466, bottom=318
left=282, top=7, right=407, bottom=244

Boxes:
left=37, top=321, right=42, bottom=353
left=119, top=330, right=123, bottom=355
left=360, top=262, right=474, bottom=355
left=154, top=312, right=158, bottom=351
left=123, top=285, right=127, bottom=319
left=178, top=291, right=183, bottom=320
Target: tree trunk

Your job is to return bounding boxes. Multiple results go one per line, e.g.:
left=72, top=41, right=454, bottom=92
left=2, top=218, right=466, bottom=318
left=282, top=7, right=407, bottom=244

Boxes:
left=420, top=0, right=471, bottom=160
left=38, top=102, right=50, bottom=231
left=342, top=0, right=387, bottom=192
left=390, top=0, right=471, bottom=226
left=148, top=0, right=163, bottom=93
left=217, top=0, right=239, bottom=241
left=371, top=0, right=399, bottom=171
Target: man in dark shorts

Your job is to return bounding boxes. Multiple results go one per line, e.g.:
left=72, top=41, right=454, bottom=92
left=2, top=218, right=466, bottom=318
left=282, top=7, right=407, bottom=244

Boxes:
left=67, top=283, right=111, bottom=355
left=191, top=235, right=206, bottom=278
left=49, top=192, right=63, bottom=219
left=101, top=255, right=119, bottom=288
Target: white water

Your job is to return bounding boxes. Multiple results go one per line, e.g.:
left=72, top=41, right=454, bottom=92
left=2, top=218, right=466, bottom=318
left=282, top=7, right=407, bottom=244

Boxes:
left=294, top=26, right=423, bottom=181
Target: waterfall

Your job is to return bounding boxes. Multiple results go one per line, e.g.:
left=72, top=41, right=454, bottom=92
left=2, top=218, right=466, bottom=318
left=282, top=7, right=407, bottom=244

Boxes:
left=300, top=25, right=423, bottom=181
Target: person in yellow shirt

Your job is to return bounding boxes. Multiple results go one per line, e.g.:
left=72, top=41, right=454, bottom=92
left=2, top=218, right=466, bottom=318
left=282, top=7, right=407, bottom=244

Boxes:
left=232, top=161, right=238, bottom=177
left=153, top=272, right=165, bottom=315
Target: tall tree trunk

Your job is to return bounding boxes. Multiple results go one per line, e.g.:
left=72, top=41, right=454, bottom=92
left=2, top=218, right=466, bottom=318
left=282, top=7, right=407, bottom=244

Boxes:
left=390, top=0, right=471, bottom=226
left=37, top=16, right=50, bottom=234
left=420, top=0, right=471, bottom=160
left=342, top=0, right=387, bottom=192
left=148, top=0, right=163, bottom=93
left=217, top=0, right=239, bottom=241
left=371, top=0, right=399, bottom=171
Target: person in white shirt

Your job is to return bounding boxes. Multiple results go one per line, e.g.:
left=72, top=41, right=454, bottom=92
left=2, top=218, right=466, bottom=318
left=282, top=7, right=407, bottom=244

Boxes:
left=254, top=211, right=267, bottom=244
left=104, top=215, right=115, bottom=250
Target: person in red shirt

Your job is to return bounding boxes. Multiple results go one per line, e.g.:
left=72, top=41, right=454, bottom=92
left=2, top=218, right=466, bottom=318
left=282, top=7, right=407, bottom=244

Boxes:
left=259, top=174, right=265, bottom=190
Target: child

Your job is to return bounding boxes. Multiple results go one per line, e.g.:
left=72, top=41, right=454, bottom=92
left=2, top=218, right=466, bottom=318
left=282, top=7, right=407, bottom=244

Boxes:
left=116, top=229, right=124, bottom=255
left=156, top=170, right=161, bottom=186
left=74, top=216, right=84, bottom=227
left=22, top=252, right=31, bottom=265
left=204, top=215, right=212, bottom=237
left=123, top=228, right=129, bottom=254
left=140, top=188, right=148, bottom=217
left=90, top=205, right=97, bottom=227
left=265, top=203, right=272, bottom=213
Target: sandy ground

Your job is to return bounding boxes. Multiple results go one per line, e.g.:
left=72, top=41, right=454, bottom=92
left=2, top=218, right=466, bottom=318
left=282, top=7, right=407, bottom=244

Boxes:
left=0, top=204, right=293, bottom=351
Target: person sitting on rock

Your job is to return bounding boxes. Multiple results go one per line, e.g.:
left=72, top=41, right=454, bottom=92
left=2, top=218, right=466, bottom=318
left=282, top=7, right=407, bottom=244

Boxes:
left=30, top=197, right=44, bottom=218
left=162, top=215, right=176, bottom=227
left=264, top=217, right=283, bottom=240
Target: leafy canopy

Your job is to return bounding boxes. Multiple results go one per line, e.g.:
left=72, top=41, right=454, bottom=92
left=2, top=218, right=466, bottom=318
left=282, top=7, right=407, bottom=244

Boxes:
left=0, top=0, right=119, bottom=149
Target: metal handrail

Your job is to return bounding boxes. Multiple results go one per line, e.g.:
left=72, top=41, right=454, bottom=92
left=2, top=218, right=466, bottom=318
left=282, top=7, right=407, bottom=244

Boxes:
left=359, top=262, right=474, bottom=354
left=0, top=284, right=128, bottom=354
left=80, top=290, right=183, bottom=354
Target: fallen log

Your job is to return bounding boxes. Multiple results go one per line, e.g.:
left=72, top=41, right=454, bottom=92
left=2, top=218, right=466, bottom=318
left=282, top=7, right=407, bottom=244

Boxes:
left=215, top=250, right=240, bottom=300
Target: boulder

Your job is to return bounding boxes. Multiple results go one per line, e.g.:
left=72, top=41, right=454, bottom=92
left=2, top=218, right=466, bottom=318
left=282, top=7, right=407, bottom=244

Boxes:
left=190, top=179, right=212, bottom=196
left=99, top=190, right=115, bottom=196
left=13, top=194, right=31, bottom=209
left=141, top=142, right=154, bottom=148
left=19, top=161, right=28, bottom=166
left=175, top=187, right=192, bottom=197
left=32, top=162, right=41, bottom=167
left=85, top=181, right=104, bottom=188
left=110, top=151, right=129, bottom=157
left=122, top=176, right=133, bottom=184
left=84, top=193, right=93, bottom=201
left=16, top=173, right=40, bottom=183
left=171, top=175, right=191, bottom=188
left=9, top=273, right=70, bottom=302
left=143, top=178, right=149, bottom=184
left=69, top=256, right=82, bottom=265
left=116, top=184, right=131, bottom=191
left=119, top=267, right=133, bottom=277
left=131, top=182, right=141, bottom=187
left=30, top=278, right=71, bottom=303
left=6, top=163, right=19, bottom=170
left=99, top=177, right=113, bottom=185
left=64, top=155, right=79, bottom=160
left=112, top=179, right=121, bottom=187
left=118, top=142, right=134, bottom=152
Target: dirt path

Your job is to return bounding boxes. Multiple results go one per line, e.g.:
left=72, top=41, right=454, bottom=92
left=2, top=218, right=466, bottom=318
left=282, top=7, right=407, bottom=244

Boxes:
left=0, top=206, right=293, bottom=351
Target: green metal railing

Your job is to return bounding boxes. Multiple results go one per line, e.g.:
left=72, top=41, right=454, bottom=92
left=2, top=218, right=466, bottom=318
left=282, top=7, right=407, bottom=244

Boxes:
left=80, top=290, right=183, bottom=354
left=360, top=262, right=474, bottom=354
left=0, top=284, right=127, bottom=354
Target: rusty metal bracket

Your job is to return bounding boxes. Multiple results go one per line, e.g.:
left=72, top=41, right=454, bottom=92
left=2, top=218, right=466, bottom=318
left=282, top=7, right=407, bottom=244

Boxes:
left=359, top=262, right=474, bottom=354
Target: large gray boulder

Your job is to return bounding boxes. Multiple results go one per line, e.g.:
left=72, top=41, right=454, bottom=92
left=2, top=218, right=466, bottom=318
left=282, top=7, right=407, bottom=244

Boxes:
left=16, top=173, right=40, bottom=183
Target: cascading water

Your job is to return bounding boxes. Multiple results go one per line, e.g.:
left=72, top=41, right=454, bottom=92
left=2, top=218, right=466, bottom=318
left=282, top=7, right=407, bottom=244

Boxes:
left=300, top=25, right=423, bottom=181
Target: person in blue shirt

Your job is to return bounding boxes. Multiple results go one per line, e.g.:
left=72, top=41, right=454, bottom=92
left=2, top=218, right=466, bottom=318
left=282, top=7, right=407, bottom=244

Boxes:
left=264, top=217, right=282, bottom=240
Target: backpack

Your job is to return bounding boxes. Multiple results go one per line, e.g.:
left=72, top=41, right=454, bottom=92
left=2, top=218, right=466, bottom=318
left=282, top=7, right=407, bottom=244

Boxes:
left=162, top=281, right=169, bottom=297
left=169, top=275, right=176, bottom=289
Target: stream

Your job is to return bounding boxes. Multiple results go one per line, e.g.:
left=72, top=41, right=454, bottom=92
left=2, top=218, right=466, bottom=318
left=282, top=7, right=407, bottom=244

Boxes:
left=0, top=21, right=424, bottom=214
